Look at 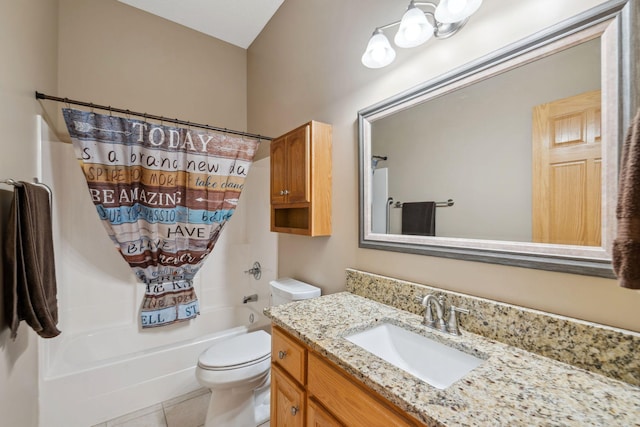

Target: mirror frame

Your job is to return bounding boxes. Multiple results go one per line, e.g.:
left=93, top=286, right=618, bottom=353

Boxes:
left=358, top=0, right=639, bottom=278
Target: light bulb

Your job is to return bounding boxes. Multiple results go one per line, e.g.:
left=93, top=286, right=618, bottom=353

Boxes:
left=447, top=0, right=467, bottom=15
left=371, top=46, right=387, bottom=63
left=394, top=5, right=434, bottom=48
left=402, top=24, right=421, bottom=42
left=362, top=30, right=396, bottom=68
left=434, top=0, right=483, bottom=24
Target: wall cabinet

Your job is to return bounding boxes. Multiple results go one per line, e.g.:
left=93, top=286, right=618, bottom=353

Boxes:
left=271, top=326, right=424, bottom=427
left=270, top=121, right=332, bottom=236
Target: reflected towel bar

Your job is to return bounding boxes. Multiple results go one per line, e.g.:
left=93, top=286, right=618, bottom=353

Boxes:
left=392, top=199, right=454, bottom=208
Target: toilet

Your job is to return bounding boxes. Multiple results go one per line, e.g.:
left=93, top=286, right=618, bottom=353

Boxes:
left=196, top=278, right=321, bottom=427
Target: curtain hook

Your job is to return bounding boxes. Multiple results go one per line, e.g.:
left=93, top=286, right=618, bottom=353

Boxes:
left=160, top=116, right=164, bottom=127
left=64, top=98, right=70, bottom=109
left=89, top=102, right=95, bottom=114
left=126, top=109, right=131, bottom=120
left=108, top=106, right=113, bottom=117
left=143, top=112, right=148, bottom=123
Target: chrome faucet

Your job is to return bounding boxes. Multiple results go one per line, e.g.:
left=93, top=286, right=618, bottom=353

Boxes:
left=242, top=294, right=258, bottom=304
left=421, top=294, right=447, bottom=332
left=420, top=294, right=469, bottom=336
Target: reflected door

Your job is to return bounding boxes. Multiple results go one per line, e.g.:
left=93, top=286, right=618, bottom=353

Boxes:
left=532, top=90, right=602, bottom=246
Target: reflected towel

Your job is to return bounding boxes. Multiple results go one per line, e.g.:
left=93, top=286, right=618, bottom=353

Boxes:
left=401, top=201, right=436, bottom=236
left=613, top=109, right=640, bottom=289
left=3, top=182, right=61, bottom=338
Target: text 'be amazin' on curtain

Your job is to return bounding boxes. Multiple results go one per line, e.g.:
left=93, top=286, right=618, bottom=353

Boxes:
left=63, top=108, right=259, bottom=328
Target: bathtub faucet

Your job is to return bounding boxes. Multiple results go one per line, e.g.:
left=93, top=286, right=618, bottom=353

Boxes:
left=244, top=261, right=262, bottom=280
left=243, top=294, right=258, bottom=304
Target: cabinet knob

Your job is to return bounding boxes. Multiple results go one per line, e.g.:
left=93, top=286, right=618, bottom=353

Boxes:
left=280, top=190, right=285, bottom=195
left=278, top=350, right=287, bottom=359
left=291, top=406, right=299, bottom=416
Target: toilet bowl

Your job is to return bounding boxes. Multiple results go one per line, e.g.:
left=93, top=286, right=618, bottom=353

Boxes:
left=196, top=277, right=321, bottom=427
left=196, top=330, right=271, bottom=427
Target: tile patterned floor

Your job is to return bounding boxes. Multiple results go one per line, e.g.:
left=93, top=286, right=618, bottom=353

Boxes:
left=91, top=388, right=270, bottom=427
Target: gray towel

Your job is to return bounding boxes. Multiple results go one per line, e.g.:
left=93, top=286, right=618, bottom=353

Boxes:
left=3, top=182, right=61, bottom=338
left=401, top=201, right=436, bottom=236
left=613, top=110, right=640, bottom=289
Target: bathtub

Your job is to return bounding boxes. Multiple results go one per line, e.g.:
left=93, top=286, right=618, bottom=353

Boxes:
left=39, top=305, right=269, bottom=427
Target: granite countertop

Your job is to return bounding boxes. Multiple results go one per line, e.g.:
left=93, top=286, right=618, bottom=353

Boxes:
left=265, top=292, right=640, bottom=427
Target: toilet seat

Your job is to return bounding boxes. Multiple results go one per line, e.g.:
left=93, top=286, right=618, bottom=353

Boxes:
left=197, top=330, right=271, bottom=371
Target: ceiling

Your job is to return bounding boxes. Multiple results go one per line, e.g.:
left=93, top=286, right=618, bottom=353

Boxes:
left=118, top=0, right=284, bottom=49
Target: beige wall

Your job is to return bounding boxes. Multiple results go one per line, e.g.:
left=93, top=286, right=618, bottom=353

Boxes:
left=0, top=1, right=59, bottom=426
left=57, top=0, right=247, bottom=137
left=248, top=0, right=640, bottom=332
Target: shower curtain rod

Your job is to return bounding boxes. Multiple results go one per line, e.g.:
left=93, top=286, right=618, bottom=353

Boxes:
left=35, top=91, right=273, bottom=141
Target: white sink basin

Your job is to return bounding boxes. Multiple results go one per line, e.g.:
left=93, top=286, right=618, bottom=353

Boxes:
left=344, top=322, right=484, bottom=389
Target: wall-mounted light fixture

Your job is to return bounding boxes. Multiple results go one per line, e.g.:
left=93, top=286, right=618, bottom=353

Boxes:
left=361, top=0, right=483, bottom=68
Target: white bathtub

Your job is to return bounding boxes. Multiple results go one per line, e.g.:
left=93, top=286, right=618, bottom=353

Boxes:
left=39, top=305, right=269, bottom=427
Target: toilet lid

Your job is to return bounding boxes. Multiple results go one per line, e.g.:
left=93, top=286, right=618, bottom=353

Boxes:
left=198, top=330, right=271, bottom=370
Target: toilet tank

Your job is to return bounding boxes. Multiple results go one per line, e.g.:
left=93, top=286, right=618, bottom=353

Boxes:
left=270, top=278, right=321, bottom=306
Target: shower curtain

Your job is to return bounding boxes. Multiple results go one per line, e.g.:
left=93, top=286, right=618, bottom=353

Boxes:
left=63, top=108, right=259, bottom=328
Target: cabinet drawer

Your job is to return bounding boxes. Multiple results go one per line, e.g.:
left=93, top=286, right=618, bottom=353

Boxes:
left=308, top=352, right=420, bottom=427
left=272, top=326, right=306, bottom=384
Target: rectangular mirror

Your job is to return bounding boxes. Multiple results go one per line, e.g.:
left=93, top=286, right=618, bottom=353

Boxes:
left=358, top=0, right=638, bottom=278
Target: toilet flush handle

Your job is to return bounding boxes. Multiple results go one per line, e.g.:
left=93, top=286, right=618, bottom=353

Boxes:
left=278, top=350, right=287, bottom=359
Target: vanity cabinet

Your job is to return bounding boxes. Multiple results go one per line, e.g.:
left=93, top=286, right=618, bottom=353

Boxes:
left=270, top=121, right=332, bottom=236
left=271, top=326, right=423, bottom=427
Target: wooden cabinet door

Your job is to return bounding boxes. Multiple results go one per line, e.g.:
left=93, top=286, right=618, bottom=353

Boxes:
left=307, top=353, right=418, bottom=427
left=271, top=136, right=288, bottom=204
left=271, top=365, right=305, bottom=427
left=307, top=398, right=344, bottom=427
left=286, top=124, right=310, bottom=203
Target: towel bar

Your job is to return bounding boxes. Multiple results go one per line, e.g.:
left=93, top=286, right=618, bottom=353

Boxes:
left=1, top=178, right=53, bottom=208
left=0, top=178, right=24, bottom=187
left=33, top=178, right=53, bottom=204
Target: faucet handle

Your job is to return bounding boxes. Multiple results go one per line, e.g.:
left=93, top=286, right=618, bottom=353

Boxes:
left=447, top=306, right=469, bottom=336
